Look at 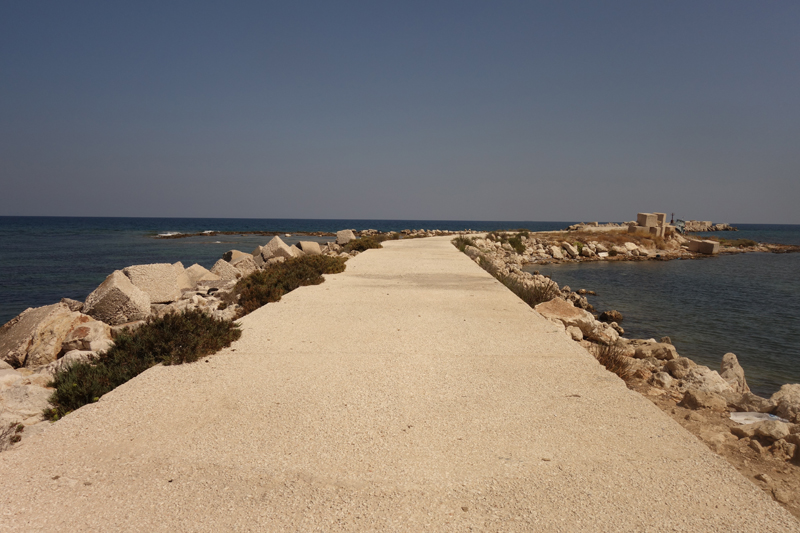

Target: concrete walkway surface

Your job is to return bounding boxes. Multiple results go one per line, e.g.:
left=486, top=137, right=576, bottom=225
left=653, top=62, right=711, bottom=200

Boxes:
left=1, top=237, right=798, bottom=531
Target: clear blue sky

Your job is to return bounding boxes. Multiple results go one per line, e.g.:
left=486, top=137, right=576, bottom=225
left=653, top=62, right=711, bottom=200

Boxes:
left=2, top=1, right=798, bottom=223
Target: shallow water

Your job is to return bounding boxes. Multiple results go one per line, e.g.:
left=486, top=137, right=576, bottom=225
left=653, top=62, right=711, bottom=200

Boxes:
left=524, top=252, right=800, bottom=397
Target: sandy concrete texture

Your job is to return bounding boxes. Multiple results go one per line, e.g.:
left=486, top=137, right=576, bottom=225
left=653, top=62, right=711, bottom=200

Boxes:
left=1, top=237, right=798, bottom=531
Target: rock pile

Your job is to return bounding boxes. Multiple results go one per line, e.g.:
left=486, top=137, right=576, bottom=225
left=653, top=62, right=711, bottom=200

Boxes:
left=684, top=220, right=738, bottom=232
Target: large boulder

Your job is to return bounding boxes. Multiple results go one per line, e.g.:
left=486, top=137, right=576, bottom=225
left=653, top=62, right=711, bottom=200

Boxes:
left=634, top=342, right=678, bottom=361
left=289, top=245, right=305, bottom=258
left=232, top=255, right=258, bottom=277
left=223, top=250, right=249, bottom=263
left=210, top=259, right=241, bottom=281
left=534, top=298, right=596, bottom=337
left=0, top=381, right=54, bottom=419
left=36, top=350, right=97, bottom=379
left=720, top=352, right=749, bottom=394
left=771, top=384, right=800, bottom=423
left=599, top=310, right=623, bottom=323
left=679, top=389, right=728, bottom=411
left=259, top=236, right=295, bottom=261
left=84, top=270, right=151, bottom=326
left=549, top=246, right=564, bottom=259
left=174, top=263, right=193, bottom=291
left=0, top=303, right=90, bottom=368
left=123, top=263, right=182, bottom=303
left=720, top=391, right=776, bottom=413
left=298, top=241, right=322, bottom=256
left=683, top=365, right=734, bottom=395
left=60, top=316, right=113, bottom=354
left=665, top=356, right=697, bottom=379
left=336, top=230, right=356, bottom=245
left=561, top=242, right=579, bottom=258
left=184, top=264, right=220, bottom=286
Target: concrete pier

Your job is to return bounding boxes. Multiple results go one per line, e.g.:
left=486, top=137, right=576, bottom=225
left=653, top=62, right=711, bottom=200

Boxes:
left=0, top=237, right=796, bottom=531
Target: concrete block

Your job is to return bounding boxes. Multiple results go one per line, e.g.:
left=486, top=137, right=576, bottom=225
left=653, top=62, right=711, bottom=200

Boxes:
left=654, top=213, right=667, bottom=226
left=688, top=240, right=719, bottom=254
left=123, top=263, right=182, bottom=303
left=628, top=225, right=651, bottom=235
left=648, top=226, right=665, bottom=238
left=637, top=213, right=657, bottom=227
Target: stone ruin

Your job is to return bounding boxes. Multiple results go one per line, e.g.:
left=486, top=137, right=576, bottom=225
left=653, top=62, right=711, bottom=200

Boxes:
left=627, top=212, right=676, bottom=238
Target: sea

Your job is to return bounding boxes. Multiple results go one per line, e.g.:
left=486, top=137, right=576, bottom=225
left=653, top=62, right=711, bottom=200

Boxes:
left=1, top=217, right=798, bottom=397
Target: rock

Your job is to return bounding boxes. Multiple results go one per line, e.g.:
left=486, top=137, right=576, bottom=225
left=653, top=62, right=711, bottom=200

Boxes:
left=298, top=241, right=322, bottom=256
left=665, top=357, right=697, bottom=379
left=222, top=250, right=249, bottom=263
left=588, top=322, right=619, bottom=346
left=720, top=352, right=749, bottom=394
left=59, top=298, right=84, bottom=312
left=232, top=255, right=258, bottom=277
left=175, top=269, right=194, bottom=292
left=534, top=298, right=596, bottom=338
left=651, top=372, right=674, bottom=389
left=464, top=246, right=482, bottom=260
left=184, top=264, right=220, bottom=286
left=37, top=350, right=96, bottom=378
left=561, top=242, right=579, bottom=258
left=721, top=391, right=776, bottom=413
left=683, top=365, right=734, bottom=395
left=659, top=336, right=672, bottom=344
left=771, top=384, right=800, bottom=423
left=0, top=303, right=89, bottom=368
left=122, top=263, right=182, bottom=303
left=336, top=230, right=356, bottom=245
left=259, top=236, right=295, bottom=261
left=609, top=322, right=624, bottom=335
left=623, top=242, right=638, bottom=252
left=60, top=316, right=113, bottom=354
left=0, top=360, right=11, bottom=371
left=84, top=270, right=151, bottom=326
left=565, top=326, right=583, bottom=341
left=599, top=310, right=623, bottom=323
left=210, top=259, right=241, bottom=281
left=755, top=420, right=791, bottom=442
left=634, top=342, right=678, bottom=361
left=0, top=382, right=53, bottom=418
left=679, top=390, right=728, bottom=411
left=327, top=242, right=342, bottom=253
left=549, top=246, right=564, bottom=260
left=773, top=488, right=792, bottom=504
left=750, top=440, right=765, bottom=454
left=580, top=247, right=595, bottom=257
left=755, top=473, right=773, bottom=485
left=289, top=245, right=305, bottom=258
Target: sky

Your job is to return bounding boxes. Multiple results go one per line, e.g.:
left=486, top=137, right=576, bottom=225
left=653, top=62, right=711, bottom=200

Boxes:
left=1, top=1, right=798, bottom=223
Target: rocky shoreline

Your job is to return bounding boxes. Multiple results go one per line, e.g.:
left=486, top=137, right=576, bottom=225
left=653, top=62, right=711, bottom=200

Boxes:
left=455, top=231, right=800, bottom=517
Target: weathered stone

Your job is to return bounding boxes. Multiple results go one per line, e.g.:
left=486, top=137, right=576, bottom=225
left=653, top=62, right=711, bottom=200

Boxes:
left=688, top=240, right=720, bottom=254
left=0, top=382, right=53, bottom=418
left=580, top=246, right=595, bottom=257
left=561, top=242, right=579, bottom=258
left=599, top=310, right=623, bottom=323
left=59, top=298, right=84, bottom=312
left=755, top=420, right=791, bottom=442
left=565, top=326, right=583, bottom=342
left=185, top=264, right=220, bottom=286
left=679, top=389, right=728, bottom=411
left=232, top=255, right=258, bottom=277
left=634, top=342, right=678, bottom=361
left=549, top=246, right=564, bottom=259
left=37, top=350, right=97, bottom=379
left=588, top=322, right=619, bottom=346
left=534, top=298, right=596, bottom=337
left=336, top=230, right=357, bottom=245
left=289, top=245, right=305, bottom=258
left=210, top=259, right=241, bottom=281
left=464, top=246, right=481, bottom=260
left=123, top=263, right=182, bottom=304
left=60, top=316, right=113, bottom=354
left=623, top=242, right=638, bottom=252
left=84, top=270, right=151, bottom=326
left=651, top=372, right=674, bottom=389
left=259, top=236, right=295, bottom=261
left=298, top=241, right=322, bottom=256
left=684, top=365, right=734, bottom=395
left=327, top=242, right=342, bottom=253
left=719, top=352, right=749, bottom=394
left=223, top=250, right=249, bottom=263
left=665, top=357, right=697, bottom=379
left=771, top=384, right=800, bottom=423
left=0, top=303, right=89, bottom=368
left=721, top=391, right=776, bottom=413
left=637, top=213, right=657, bottom=227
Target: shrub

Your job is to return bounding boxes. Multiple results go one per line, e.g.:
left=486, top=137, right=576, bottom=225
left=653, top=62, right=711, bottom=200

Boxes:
left=591, top=342, right=632, bottom=381
left=453, top=235, right=476, bottom=252
left=343, top=235, right=389, bottom=252
left=44, top=310, right=241, bottom=420
left=508, top=235, right=525, bottom=254
left=234, top=255, right=347, bottom=316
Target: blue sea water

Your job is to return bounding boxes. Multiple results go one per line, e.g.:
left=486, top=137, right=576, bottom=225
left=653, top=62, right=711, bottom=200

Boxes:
left=1, top=217, right=798, bottom=397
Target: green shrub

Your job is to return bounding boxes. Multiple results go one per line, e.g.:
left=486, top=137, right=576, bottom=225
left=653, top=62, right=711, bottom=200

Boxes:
left=44, top=310, right=241, bottom=420
left=343, top=235, right=387, bottom=252
left=508, top=235, right=525, bottom=254
left=234, top=255, right=347, bottom=316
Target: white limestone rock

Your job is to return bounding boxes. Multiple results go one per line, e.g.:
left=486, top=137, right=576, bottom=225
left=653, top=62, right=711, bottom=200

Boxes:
left=123, top=263, right=182, bottom=304
left=0, top=303, right=87, bottom=368
left=771, top=384, right=800, bottom=423
left=84, top=270, right=151, bottom=326
left=211, top=258, right=241, bottom=281
left=185, top=264, right=220, bottom=286
left=259, top=236, right=295, bottom=261
left=336, top=229, right=356, bottom=245
left=60, top=317, right=113, bottom=354
left=720, top=352, right=749, bottom=394
left=232, top=255, right=258, bottom=277
left=534, top=298, right=596, bottom=338
left=298, top=241, right=322, bottom=256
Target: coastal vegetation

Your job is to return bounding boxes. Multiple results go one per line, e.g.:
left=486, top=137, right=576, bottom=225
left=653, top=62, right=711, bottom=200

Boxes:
left=44, top=310, right=241, bottom=420
left=591, top=342, right=632, bottom=380
left=342, top=233, right=399, bottom=253
left=229, top=255, right=347, bottom=316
